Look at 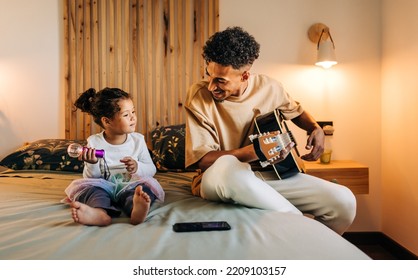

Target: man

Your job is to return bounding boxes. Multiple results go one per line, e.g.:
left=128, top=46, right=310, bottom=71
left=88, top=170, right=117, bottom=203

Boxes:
left=184, top=26, right=356, bottom=234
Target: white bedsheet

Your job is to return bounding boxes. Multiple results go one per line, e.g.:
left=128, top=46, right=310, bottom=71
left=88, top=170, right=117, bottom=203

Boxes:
left=0, top=169, right=370, bottom=260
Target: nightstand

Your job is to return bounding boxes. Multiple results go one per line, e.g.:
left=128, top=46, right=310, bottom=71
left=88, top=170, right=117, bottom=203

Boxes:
left=303, top=160, right=369, bottom=194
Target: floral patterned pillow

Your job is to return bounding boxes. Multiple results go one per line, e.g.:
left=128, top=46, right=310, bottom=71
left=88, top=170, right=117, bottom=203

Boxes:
left=151, top=124, right=194, bottom=172
left=0, top=139, right=86, bottom=173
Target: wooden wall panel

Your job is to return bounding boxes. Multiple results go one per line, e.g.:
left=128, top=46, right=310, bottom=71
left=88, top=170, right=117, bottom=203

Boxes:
left=63, top=0, right=219, bottom=140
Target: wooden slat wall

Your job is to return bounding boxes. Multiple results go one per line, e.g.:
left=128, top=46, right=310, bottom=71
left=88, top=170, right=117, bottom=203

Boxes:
left=63, top=0, right=219, bottom=140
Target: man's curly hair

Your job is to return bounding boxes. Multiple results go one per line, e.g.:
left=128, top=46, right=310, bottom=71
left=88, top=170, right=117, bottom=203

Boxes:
left=202, top=26, right=260, bottom=69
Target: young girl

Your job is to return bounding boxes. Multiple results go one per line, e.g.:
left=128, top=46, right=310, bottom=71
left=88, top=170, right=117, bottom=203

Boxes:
left=64, top=87, right=164, bottom=226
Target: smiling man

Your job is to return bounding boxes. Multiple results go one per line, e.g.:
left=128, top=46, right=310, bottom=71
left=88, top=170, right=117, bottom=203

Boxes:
left=184, top=26, right=356, bottom=235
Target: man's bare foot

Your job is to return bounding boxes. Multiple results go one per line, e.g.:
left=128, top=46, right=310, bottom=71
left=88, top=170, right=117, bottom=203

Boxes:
left=70, top=201, right=111, bottom=226
left=131, top=186, right=151, bottom=225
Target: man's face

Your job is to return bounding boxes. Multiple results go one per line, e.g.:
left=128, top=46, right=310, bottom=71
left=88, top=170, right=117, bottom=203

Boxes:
left=205, top=62, right=249, bottom=102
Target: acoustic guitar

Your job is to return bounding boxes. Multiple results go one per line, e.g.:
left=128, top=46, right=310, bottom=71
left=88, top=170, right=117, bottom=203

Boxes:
left=249, top=109, right=305, bottom=179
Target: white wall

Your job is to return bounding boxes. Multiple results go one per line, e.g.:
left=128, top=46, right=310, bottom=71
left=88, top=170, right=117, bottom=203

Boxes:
left=381, top=0, right=418, bottom=254
left=0, top=0, right=63, bottom=158
left=220, top=0, right=382, bottom=232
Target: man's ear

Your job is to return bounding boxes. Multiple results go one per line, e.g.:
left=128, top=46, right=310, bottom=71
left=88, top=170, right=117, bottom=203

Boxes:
left=241, top=71, right=250, bottom=82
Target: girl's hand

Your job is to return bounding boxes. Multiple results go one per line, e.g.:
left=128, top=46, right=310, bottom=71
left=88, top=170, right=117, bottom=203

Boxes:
left=78, top=147, right=99, bottom=164
left=120, top=157, right=138, bottom=174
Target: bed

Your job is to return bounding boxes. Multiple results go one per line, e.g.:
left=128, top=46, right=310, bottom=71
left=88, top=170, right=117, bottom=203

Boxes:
left=0, top=125, right=370, bottom=260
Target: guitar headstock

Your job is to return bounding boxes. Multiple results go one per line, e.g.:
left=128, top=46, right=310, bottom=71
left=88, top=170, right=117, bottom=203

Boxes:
left=249, top=131, right=294, bottom=167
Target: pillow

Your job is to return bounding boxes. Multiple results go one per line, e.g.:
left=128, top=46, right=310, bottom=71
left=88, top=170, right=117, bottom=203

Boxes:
left=151, top=124, right=191, bottom=171
left=0, top=139, right=87, bottom=173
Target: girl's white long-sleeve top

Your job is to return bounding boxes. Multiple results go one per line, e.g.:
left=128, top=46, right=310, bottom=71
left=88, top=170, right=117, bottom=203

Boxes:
left=83, top=131, right=156, bottom=179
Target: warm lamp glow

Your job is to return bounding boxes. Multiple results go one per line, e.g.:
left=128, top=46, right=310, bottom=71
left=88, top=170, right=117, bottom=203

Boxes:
left=315, top=40, right=337, bottom=69
left=308, top=23, right=337, bottom=69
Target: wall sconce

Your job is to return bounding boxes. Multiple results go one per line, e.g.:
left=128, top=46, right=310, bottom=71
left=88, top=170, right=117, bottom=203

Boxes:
left=308, top=23, right=337, bottom=69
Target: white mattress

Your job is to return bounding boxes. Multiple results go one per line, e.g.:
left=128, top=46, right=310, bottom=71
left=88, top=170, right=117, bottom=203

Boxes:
left=0, top=169, right=370, bottom=260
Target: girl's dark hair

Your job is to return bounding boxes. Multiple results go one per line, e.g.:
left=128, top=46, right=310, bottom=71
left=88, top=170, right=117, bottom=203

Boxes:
left=202, top=26, right=260, bottom=69
left=74, top=87, right=131, bottom=127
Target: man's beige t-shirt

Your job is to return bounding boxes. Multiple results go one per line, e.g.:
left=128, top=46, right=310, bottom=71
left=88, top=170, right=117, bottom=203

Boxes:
left=185, top=74, right=304, bottom=169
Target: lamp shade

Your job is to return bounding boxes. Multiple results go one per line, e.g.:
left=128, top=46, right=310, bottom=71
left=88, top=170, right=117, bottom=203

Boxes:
left=316, top=40, right=337, bottom=69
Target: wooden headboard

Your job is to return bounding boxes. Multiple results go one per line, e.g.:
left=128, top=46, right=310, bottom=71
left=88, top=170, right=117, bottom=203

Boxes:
left=63, top=0, right=219, bottom=141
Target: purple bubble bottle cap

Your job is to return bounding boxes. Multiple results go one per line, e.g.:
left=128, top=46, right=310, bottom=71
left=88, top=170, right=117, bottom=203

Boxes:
left=67, top=143, right=104, bottom=158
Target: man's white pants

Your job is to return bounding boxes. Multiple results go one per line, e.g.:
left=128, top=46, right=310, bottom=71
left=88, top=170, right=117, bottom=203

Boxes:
left=200, top=155, right=356, bottom=234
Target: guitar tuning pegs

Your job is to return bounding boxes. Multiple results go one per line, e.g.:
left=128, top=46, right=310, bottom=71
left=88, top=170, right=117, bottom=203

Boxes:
left=249, top=134, right=264, bottom=141
left=260, top=160, right=270, bottom=167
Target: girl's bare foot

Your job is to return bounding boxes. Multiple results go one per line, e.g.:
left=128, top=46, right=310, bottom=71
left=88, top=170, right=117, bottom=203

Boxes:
left=131, top=186, right=151, bottom=225
left=70, top=201, right=111, bottom=226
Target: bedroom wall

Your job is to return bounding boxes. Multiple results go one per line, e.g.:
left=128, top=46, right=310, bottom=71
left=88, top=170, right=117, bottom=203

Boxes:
left=381, top=0, right=418, bottom=255
left=0, top=0, right=63, bottom=158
